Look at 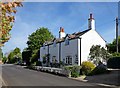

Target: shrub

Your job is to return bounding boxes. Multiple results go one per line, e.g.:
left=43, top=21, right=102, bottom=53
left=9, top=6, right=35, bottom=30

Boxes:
left=50, top=63, right=60, bottom=68
left=64, top=66, right=73, bottom=71
left=36, top=61, right=42, bottom=66
left=26, top=65, right=35, bottom=70
left=81, top=61, right=95, bottom=75
left=89, top=64, right=109, bottom=75
left=71, top=72, right=79, bottom=78
left=64, top=65, right=81, bottom=78
left=112, top=52, right=120, bottom=57
left=71, top=65, right=81, bottom=77
left=59, top=61, right=65, bottom=67
left=107, top=56, right=120, bottom=69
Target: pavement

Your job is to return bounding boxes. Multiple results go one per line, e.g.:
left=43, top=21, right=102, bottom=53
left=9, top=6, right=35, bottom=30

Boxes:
left=1, top=64, right=113, bottom=87
left=71, top=69, right=120, bottom=88
left=0, top=64, right=2, bottom=88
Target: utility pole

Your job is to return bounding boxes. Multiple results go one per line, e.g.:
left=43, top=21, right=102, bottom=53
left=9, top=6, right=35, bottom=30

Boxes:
left=116, top=17, right=119, bottom=53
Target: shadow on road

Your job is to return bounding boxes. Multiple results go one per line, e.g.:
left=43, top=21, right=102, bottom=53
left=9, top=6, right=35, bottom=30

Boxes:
left=84, top=70, right=120, bottom=86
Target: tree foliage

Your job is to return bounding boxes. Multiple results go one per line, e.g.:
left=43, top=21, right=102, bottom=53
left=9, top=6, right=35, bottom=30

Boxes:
left=0, top=1, right=23, bottom=47
left=26, top=27, right=54, bottom=64
left=30, top=50, right=40, bottom=64
left=89, top=45, right=110, bottom=65
left=2, top=56, right=7, bottom=63
left=27, top=27, right=54, bottom=51
left=22, top=48, right=32, bottom=66
left=0, top=48, right=3, bottom=60
left=7, top=47, right=22, bottom=63
left=107, top=36, right=120, bottom=53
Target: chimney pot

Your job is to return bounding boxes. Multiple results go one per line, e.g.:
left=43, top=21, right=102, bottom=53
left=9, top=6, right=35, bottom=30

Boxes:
left=90, top=13, right=93, bottom=19
left=59, top=27, right=66, bottom=38
left=88, top=13, right=95, bottom=30
left=60, top=27, right=64, bottom=32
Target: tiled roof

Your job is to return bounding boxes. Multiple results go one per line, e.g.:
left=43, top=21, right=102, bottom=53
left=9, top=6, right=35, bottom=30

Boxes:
left=44, top=29, right=91, bottom=46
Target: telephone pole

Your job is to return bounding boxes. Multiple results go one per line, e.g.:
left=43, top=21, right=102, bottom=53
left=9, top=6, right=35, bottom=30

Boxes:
left=116, top=17, right=119, bottom=53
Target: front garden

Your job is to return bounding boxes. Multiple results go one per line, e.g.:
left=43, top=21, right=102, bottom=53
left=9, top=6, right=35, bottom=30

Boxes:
left=25, top=60, right=111, bottom=78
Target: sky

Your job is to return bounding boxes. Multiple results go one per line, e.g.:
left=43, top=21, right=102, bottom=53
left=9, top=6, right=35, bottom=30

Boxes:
left=2, top=2, right=119, bottom=54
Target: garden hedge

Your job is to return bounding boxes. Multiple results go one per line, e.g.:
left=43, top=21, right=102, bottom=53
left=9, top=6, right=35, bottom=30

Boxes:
left=107, top=56, right=120, bottom=69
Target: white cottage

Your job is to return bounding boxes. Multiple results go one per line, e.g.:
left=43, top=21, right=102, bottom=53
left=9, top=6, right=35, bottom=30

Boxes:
left=40, top=14, right=106, bottom=66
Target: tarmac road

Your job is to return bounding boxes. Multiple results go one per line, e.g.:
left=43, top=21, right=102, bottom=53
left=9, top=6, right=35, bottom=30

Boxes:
left=1, top=64, right=111, bottom=88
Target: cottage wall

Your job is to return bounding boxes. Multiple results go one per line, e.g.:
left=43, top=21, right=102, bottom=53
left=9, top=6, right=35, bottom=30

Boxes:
left=81, top=29, right=106, bottom=63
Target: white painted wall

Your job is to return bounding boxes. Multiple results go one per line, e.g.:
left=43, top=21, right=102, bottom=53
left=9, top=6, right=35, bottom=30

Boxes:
left=81, top=30, right=106, bottom=63
left=40, top=30, right=106, bottom=66
left=59, top=32, right=66, bottom=38
left=91, top=19, right=95, bottom=30
left=61, top=39, right=78, bottom=65
left=49, top=44, right=59, bottom=63
left=40, top=46, right=47, bottom=62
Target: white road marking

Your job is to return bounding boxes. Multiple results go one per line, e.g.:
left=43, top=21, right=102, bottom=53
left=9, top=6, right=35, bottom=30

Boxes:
left=98, top=83, right=119, bottom=88
left=0, top=76, right=7, bottom=86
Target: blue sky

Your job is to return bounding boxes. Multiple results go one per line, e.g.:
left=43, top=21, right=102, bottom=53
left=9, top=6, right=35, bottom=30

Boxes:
left=2, top=2, right=118, bottom=54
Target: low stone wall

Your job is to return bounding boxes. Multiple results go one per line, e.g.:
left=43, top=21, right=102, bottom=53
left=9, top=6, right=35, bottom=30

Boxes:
left=34, top=66, right=71, bottom=77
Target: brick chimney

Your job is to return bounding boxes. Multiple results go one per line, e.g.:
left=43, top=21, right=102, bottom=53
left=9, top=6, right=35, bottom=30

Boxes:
left=88, top=13, right=95, bottom=30
left=59, top=27, right=66, bottom=38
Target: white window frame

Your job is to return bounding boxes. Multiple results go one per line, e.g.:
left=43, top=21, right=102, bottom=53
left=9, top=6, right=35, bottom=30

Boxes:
left=66, top=56, right=72, bottom=65
left=75, top=55, right=78, bottom=64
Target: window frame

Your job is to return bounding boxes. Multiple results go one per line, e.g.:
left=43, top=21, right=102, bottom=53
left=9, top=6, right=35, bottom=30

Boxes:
left=52, top=56, right=57, bottom=63
left=65, top=39, right=69, bottom=45
left=75, top=55, right=78, bottom=64
left=53, top=41, right=56, bottom=47
left=66, top=56, right=72, bottom=65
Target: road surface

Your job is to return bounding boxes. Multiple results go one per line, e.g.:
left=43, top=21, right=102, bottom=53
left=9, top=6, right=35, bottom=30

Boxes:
left=2, top=64, right=111, bottom=87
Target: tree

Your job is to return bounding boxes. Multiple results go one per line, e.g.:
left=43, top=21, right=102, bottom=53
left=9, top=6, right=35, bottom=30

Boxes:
left=7, top=47, right=22, bottom=63
left=2, top=56, right=7, bottom=63
left=30, top=49, right=40, bottom=64
left=107, top=36, right=120, bottom=53
left=0, top=48, right=3, bottom=61
left=89, top=45, right=110, bottom=65
left=26, top=27, right=54, bottom=64
left=101, top=47, right=110, bottom=61
left=0, top=1, right=23, bottom=47
left=22, top=48, right=32, bottom=66
left=27, top=27, right=54, bottom=51
left=13, top=47, right=21, bottom=55
left=8, top=51, right=14, bottom=63
left=13, top=47, right=22, bottom=63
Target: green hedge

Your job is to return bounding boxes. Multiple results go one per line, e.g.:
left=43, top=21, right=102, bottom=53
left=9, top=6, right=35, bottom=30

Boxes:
left=107, top=56, right=120, bottom=69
